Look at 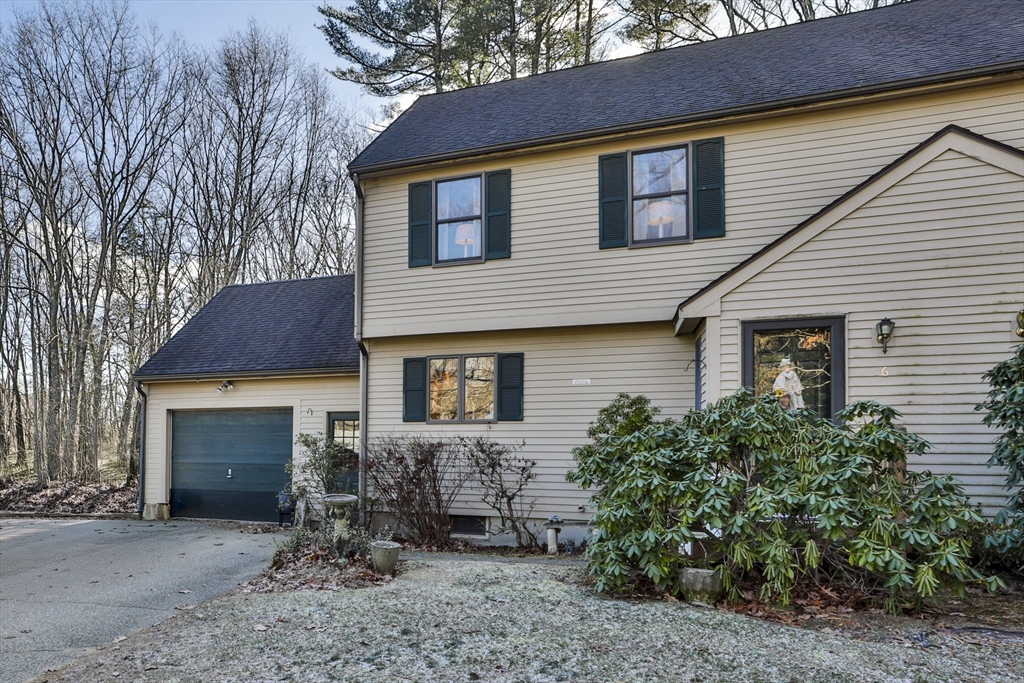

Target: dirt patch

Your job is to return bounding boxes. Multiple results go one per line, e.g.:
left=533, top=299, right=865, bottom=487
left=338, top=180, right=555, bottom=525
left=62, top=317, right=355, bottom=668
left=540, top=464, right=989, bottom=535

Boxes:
left=32, top=558, right=1024, bottom=683
left=0, top=479, right=137, bottom=514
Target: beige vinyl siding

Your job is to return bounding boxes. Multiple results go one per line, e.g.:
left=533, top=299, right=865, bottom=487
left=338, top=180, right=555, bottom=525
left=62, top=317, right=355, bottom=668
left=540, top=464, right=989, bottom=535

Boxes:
left=361, top=79, right=1024, bottom=338
left=716, top=148, right=1024, bottom=511
left=366, top=323, right=693, bottom=518
left=142, top=375, right=359, bottom=507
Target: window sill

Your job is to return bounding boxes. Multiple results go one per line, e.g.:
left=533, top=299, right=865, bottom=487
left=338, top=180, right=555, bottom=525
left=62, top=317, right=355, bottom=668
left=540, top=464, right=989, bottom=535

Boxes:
left=431, top=258, right=487, bottom=268
left=628, top=237, right=692, bottom=249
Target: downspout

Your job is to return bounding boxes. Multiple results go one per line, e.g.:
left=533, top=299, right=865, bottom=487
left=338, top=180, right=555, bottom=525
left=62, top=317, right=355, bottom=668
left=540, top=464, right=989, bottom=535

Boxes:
left=352, top=173, right=369, bottom=523
left=134, top=381, right=148, bottom=517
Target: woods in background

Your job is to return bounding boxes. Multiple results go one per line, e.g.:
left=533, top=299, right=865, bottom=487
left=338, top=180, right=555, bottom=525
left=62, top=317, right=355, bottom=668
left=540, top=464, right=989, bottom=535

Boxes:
left=0, top=1, right=369, bottom=485
left=317, top=0, right=912, bottom=95
left=1, top=0, right=913, bottom=488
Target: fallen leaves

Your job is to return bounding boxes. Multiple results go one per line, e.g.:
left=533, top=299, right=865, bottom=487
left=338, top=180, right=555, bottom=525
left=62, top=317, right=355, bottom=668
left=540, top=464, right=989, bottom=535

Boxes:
left=241, top=539, right=393, bottom=594
left=0, top=479, right=136, bottom=514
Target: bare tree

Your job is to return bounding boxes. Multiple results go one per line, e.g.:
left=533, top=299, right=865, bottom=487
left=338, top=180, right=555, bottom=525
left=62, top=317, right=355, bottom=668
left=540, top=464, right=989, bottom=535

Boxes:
left=0, top=3, right=366, bottom=487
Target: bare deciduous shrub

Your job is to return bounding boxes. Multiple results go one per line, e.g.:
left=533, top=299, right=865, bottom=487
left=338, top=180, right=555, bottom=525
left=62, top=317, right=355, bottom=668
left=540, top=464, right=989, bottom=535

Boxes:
left=365, top=434, right=473, bottom=546
left=465, top=438, right=539, bottom=548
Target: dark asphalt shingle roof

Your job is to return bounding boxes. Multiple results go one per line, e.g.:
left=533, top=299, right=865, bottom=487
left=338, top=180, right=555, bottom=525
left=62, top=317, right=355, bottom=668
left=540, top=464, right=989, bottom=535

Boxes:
left=349, top=0, right=1024, bottom=173
left=135, top=275, right=358, bottom=380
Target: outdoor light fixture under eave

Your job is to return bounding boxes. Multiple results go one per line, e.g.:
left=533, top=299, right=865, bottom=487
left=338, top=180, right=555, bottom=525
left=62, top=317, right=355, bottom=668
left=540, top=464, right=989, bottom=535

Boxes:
left=1016, top=309, right=1024, bottom=338
left=875, top=318, right=896, bottom=354
left=217, top=380, right=234, bottom=393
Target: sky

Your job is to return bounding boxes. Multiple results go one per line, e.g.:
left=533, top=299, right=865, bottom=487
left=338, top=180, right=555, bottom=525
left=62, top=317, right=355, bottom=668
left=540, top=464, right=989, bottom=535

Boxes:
left=0, top=0, right=383, bottom=108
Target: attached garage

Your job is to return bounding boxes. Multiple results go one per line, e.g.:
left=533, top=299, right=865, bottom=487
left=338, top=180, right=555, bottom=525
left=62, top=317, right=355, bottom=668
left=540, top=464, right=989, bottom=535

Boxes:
left=134, top=275, right=360, bottom=522
left=170, top=408, right=294, bottom=522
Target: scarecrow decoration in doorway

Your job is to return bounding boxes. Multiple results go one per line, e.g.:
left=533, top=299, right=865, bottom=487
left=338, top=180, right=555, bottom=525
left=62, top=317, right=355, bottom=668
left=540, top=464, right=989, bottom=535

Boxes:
left=773, top=357, right=805, bottom=411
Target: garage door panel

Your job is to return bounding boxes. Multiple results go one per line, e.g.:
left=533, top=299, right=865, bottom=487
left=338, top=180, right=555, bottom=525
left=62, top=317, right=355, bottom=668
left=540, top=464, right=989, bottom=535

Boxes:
left=170, top=462, right=287, bottom=492
left=170, top=489, right=282, bottom=522
left=170, top=408, right=292, bottom=522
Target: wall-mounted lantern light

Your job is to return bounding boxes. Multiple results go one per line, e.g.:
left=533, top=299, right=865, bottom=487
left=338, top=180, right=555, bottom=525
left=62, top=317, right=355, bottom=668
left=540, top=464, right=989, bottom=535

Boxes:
left=1016, top=309, right=1024, bottom=339
left=217, top=381, right=234, bottom=393
left=875, top=317, right=895, bottom=354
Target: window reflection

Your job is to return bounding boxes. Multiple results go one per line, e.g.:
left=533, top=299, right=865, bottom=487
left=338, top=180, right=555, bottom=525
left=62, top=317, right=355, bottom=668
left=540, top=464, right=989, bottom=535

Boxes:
left=436, top=177, right=482, bottom=262
left=463, top=356, right=495, bottom=420
left=631, top=146, right=688, bottom=243
left=753, top=328, right=832, bottom=418
left=429, top=357, right=459, bottom=420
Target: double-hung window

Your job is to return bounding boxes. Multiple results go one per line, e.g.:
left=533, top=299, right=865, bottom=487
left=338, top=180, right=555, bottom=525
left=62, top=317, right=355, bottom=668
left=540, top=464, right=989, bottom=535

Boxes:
left=631, top=146, right=689, bottom=244
left=403, top=353, right=524, bottom=422
left=599, top=137, right=725, bottom=248
left=408, top=170, right=512, bottom=267
left=436, top=177, right=483, bottom=263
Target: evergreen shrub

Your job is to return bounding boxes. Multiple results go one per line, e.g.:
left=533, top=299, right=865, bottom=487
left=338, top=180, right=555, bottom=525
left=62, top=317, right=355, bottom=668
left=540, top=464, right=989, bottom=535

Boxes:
left=568, top=391, right=1002, bottom=613
left=977, top=343, right=1024, bottom=573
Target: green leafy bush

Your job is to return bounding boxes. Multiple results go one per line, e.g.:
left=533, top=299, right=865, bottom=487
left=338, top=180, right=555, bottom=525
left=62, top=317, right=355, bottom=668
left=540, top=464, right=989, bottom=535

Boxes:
left=977, top=343, right=1024, bottom=572
left=568, top=391, right=1001, bottom=613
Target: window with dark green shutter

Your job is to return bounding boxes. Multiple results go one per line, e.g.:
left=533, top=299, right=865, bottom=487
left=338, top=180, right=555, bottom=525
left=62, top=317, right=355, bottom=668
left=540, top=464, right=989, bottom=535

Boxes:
left=692, top=137, right=725, bottom=239
left=599, top=153, right=628, bottom=249
left=409, top=171, right=512, bottom=266
left=599, top=139, right=725, bottom=248
left=404, top=353, right=522, bottom=422
left=402, top=358, right=427, bottom=421
left=408, top=183, right=432, bottom=267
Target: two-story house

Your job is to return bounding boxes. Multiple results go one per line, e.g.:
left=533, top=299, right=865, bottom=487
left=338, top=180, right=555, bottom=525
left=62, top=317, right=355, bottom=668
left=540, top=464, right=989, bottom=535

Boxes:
left=348, top=0, right=1024, bottom=538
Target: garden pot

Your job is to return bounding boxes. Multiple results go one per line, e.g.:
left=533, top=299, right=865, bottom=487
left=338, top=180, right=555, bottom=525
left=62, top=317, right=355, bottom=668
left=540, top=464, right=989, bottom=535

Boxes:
left=678, top=567, right=724, bottom=605
left=370, top=540, right=402, bottom=574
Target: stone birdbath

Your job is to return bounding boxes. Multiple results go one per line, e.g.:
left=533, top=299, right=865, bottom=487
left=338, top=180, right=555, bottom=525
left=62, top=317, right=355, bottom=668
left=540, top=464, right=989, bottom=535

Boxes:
left=321, top=493, right=358, bottom=562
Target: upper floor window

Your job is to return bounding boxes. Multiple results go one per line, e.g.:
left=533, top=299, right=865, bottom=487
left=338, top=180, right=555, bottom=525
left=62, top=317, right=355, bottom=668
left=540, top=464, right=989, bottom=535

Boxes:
left=632, top=146, right=688, bottom=244
left=408, top=170, right=511, bottom=268
left=436, top=177, right=482, bottom=262
left=599, top=137, right=724, bottom=249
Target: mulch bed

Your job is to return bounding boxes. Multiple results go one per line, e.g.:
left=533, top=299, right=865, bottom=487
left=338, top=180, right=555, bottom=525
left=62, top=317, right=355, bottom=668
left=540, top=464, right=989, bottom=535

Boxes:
left=241, top=533, right=396, bottom=593
left=0, top=479, right=137, bottom=514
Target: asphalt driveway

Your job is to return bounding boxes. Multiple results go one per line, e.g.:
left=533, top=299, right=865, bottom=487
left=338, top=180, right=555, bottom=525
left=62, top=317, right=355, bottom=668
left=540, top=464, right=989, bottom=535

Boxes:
left=0, top=518, right=285, bottom=683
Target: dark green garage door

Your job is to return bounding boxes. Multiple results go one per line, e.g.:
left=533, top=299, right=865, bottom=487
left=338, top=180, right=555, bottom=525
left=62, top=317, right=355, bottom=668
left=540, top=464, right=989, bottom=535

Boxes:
left=170, top=408, right=292, bottom=522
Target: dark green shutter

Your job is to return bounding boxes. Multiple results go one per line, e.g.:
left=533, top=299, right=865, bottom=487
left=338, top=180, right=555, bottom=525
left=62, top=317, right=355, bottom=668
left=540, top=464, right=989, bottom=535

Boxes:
left=496, top=353, right=524, bottom=421
left=485, top=170, right=511, bottom=260
left=692, top=137, right=725, bottom=239
left=408, top=182, right=432, bottom=267
left=598, top=153, right=628, bottom=248
left=402, top=358, right=427, bottom=422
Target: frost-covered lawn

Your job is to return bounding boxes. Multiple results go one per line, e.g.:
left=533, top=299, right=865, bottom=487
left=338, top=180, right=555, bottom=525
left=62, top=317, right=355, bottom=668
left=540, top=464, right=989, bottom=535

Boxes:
left=33, top=559, right=1023, bottom=683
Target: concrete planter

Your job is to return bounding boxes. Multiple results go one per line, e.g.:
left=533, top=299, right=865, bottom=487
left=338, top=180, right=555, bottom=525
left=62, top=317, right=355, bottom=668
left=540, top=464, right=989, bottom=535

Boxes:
left=370, top=540, right=402, bottom=574
left=678, top=567, right=724, bottom=605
